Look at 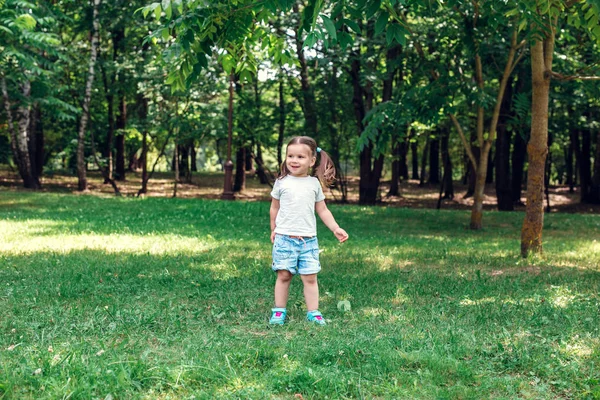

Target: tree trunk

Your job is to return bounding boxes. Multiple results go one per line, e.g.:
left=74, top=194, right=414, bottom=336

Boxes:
left=470, top=143, right=490, bottom=229
left=293, top=4, right=317, bottom=137
left=255, top=143, right=270, bottom=184
left=77, top=0, right=100, bottom=191
left=566, top=129, right=575, bottom=192
left=512, top=131, right=527, bottom=204
left=441, top=128, right=454, bottom=199
left=191, top=142, right=197, bottom=172
left=419, top=137, right=429, bottom=187
left=277, top=78, right=285, bottom=170
left=521, top=33, right=554, bottom=257
left=115, top=96, right=126, bottom=180
left=1, top=78, right=39, bottom=188
left=495, top=76, right=514, bottom=211
left=384, top=46, right=402, bottom=197
left=173, top=136, right=179, bottom=198
left=233, top=146, right=246, bottom=192
left=411, top=139, right=419, bottom=180
left=350, top=53, right=383, bottom=205
left=101, top=60, right=115, bottom=181
left=579, top=129, right=592, bottom=203
left=29, top=103, right=44, bottom=180
left=388, top=140, right=402, bottom=197
left=428, top=136, right=440, bottom=184
left=590, top=129, right=600, bottom=203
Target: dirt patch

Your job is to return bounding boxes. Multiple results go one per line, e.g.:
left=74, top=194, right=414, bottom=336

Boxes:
left=1, top=168, right=599, bottom=214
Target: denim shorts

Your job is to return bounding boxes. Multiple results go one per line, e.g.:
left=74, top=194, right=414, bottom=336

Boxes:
left=272, top=234, right=321, bottom=275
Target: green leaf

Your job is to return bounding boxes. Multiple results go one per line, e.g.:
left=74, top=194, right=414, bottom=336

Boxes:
left=337, top=300, right=351, bottom=312
left=161, top=28, right=170, bottom=40
left=240, top=69, right=253, bottom=82
left=154, top=4, right=162, bottom=20
left=15, top=14, right=37, bottom=30
left=366, top=0, right=381, bottom=19
left=375, top=11, right=389, bottom=36
left=321, top=15, right=337, bottom=41
left=344, top=19, right=361, bottom=34
left=304, top=31, right=318, bottom=48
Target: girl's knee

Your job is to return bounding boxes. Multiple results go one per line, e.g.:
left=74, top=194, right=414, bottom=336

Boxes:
left=301, top=274, right=318, bottom=285
left=277, top=270, right=293, bottom=282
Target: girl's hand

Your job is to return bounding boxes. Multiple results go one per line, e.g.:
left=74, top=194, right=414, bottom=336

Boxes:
left=334, top=228, right=349, bottom=243
left=270, top=230, right=276, bottom=244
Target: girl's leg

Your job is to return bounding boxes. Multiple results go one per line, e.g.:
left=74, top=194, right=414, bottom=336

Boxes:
left=300, top=273, right=319, bottom=311
left=274, top=270, right=293, bottom=308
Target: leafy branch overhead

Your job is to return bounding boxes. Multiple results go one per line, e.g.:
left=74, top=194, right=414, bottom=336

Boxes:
left=139, top=0, right=410, bottom=90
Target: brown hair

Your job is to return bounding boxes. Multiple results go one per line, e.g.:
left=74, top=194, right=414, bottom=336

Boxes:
left=279, top=136, right=336, bottom=187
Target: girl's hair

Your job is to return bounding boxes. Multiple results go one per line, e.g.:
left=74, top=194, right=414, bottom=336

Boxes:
left=280, top=136, right=336, bottom=186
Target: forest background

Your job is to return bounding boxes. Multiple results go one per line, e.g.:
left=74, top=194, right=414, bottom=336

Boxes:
left=2, top=0, right=600, bottom=256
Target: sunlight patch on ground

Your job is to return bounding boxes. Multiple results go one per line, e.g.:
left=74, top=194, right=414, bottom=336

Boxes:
left=0, top=231, right=216, bottom=255
left=361, top=307, right=386, bottom=317
left=548, top=285, right=576, bottom=308
left=559, top=336, right=597, bottom=358
left=459, top=297, right=498, bottom=306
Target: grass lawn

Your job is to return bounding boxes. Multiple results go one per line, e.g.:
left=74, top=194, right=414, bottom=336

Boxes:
left=1, top=190, right=599, bottom=399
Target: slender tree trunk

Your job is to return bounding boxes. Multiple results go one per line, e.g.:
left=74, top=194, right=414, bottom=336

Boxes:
left=512, top=131, right=527, bottom=204
left=277, top=78, right=285, bottom=170
left=566, top=129, right=575, bottom=192
left=579, top=129, right=592, bottom=203
left=28, top=104, right=44, bottom=180
left=190, top=142, right=197, bottom=172
left=590, top=129, right=600, bottom=203
left=495, top=76, right=514, bottom=211
left=419, top=138, right=429, bottom=187
left=102, top=66, right=115, bottom=181
left=140, top=130, right=148, bottom=194
left=115, top=96, right=126, bottom=180
left=233, top=146, right=246, bottom=192
left=411, top=139, right=419, bottom=180
left=293, top=4, right=317, bottom=136
left=173, top=135, right=179, bottom=198
left=441, top=128, right=454, bottom=199
left=350, top=54, right=383, bottom=204
left=521, top=30, right=554, bottom=257
left=428, top=136, right=440, bottom=184
left=77, top=0, right=101, bottom=191
left=255, top=143, right=269, bottom=184
left=384, top=45, right=402, bottom=197
left=1, top=78, right=39, bottom=188
left=388, top=140, right=402, bottom=197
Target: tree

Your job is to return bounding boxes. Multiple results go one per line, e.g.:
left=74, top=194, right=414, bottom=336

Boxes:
left=76, top=0, right=101, bottom=191
left=0, top=0, right=62, bottom=189
left=518, top=0, right=600, bottom=256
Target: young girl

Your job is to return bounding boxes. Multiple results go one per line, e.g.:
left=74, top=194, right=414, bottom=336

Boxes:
left=269, top=136, right=349, bottom=326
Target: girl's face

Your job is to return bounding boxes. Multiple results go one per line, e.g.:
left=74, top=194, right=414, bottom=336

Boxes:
left=285, top=143, right=316, bottom=177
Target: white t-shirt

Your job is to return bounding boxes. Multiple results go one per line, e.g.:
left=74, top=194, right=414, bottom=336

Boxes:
left=271, top=175, right=325, bottom=237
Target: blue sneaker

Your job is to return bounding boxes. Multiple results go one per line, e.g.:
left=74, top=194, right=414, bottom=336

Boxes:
left=306, top=310, right=326, bottom=326
left=269, top=308, right=286, bottom=325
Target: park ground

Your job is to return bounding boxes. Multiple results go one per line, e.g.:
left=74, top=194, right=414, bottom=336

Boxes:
left=1, top=168, right=600, bottom=398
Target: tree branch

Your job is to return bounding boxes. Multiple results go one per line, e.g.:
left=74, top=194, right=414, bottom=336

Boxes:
left=546, top=70, right=600, bottom=81
left=449, top=114, right=477, bottom=170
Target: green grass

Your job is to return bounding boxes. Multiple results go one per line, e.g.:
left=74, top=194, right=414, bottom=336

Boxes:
left=1, top=190, right=599, bottom=399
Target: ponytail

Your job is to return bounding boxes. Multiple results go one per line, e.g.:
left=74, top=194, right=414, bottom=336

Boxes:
left=313, top=148, right=336, bottom=187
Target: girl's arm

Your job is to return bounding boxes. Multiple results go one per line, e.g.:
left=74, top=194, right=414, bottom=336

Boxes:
left=315, top=201, right=349, bottom=243
left=270, top=198, right=280, bottom=243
